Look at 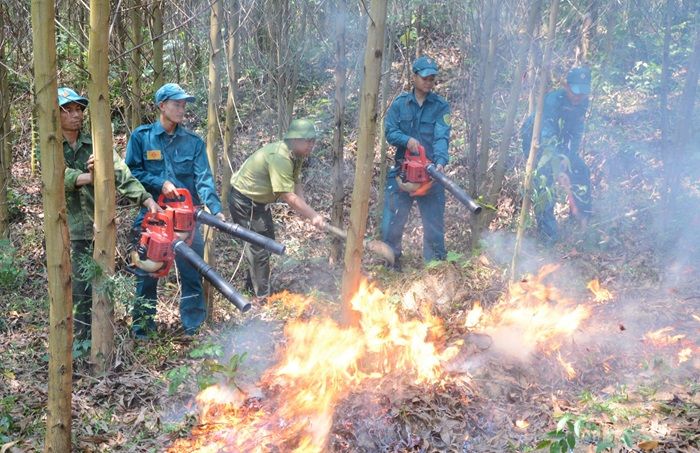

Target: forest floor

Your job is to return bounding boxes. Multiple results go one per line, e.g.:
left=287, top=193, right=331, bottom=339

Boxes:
left=2, top=71, right=700, bottom=452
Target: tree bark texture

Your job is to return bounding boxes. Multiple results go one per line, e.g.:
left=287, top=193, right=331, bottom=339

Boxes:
left=330, top=0, right=348, bottom=266
left=150, top=0, right=165, bottom=90
left=203, top=0, right=224, bottom=314
left=511, top=0, right=559, bottom=279
left=340, top=0, right=387, bottom=322
left=88, top=0, right=117, bottom=373
left=128, top=0, right=143, bottom=134
left=222, top=0, right=241, bottom=209
left=0, top=14, right=11, bottom=240
left=31, top=0, right=73, bottom=449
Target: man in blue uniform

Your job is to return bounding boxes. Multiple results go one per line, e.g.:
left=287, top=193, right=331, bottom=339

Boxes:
left=521, top=67, right=592, bottom=243
left=382, top=55, right=451, bottom=271
left=126, top=83, right=225, bottom=338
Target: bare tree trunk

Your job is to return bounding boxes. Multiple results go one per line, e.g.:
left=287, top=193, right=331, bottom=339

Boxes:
left=31, top=0, right=73, bottom=449
left=469, top=2, right=499, bottom=248
left=151, top=0, right=164, bottom=89
left=128, top=0, right=143, bottom=134
left=222, top=0, right=241, bottom=209
left=511, top=0, right=558, bottom=279
left=479, top=0, right=541, bottom=241
left=659, top=0, right=672, bottom=147
left=414, top=4, right=423, bottom=58
left=0, top=13, right=11, bottom=239
left=203, top=0, right=224, bottom=315
left=329, top=0, right=348, bottom=265
left=340, top=0, right=387, bottom=323
left=373, top=28, right=394, bottom=232
left=88, top=0, right=117, bottom=374
left=578, top=12, right=593, bottom=64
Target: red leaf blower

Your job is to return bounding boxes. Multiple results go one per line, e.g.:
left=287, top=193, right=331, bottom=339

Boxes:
left=130, top=188, right=286, bottom=313
left=398, top=145, right=482, bottom=214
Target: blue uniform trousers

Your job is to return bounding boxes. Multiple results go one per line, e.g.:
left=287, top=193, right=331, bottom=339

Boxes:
left=381, top=171, right=446, bottom=262
left=132, top=227, right=206, bottom=337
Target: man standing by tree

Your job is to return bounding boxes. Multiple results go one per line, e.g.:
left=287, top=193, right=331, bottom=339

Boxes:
left=57, top=87, right=159, bottom=345
left=228, top=118, right=326, bottom=304
left=381, top=55, right=452, bottom=271
left=521, top=67, right=592, bottom=244
left=126, top=83, right=225, bottom=338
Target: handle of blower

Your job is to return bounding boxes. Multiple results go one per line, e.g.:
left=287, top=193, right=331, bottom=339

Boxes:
left=426, top=164, right=482, bottom=214
left=172, top=240, right=251, bottom=312
left=194, top=209, right=286, bottom=255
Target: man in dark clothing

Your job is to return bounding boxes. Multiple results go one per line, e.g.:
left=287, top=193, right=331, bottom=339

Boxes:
left=57, top=87, right=159, bottom=343
left=228, top=118, right=326, bottom=304
left=381, top=55, right=452, bottom=270
left=521, top=67, right=592, bottom=243
left=126, top=83, right=225, bottom=338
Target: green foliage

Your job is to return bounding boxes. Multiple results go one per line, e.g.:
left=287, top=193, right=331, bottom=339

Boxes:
left=534, top=414, right=598, bottom=453
left=7, top=188, right=26, bottom=223
left=188, top=341, right=224, bottom=359
left=199, top=352, right=248, bottom=389
left=164, top=365, right=191, bottom=396
left=0, top=395, right=17, bottom=444
left=0, top=240, right=27, bottom=294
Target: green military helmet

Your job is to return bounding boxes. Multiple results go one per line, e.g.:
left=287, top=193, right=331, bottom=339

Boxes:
left=284, top=119, right=317, bottom=140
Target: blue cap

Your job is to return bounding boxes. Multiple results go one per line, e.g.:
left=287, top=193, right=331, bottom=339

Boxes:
left=567, top=67, right=591, bottom=95
left=412, top=56, right=439, bottom=77
left=57, top=87, right=88, bottom=108
left=154, top=83, right=195, bottom=104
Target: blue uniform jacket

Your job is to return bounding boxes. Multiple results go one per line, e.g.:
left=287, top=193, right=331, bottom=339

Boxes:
left=522, top=88, right=589, bottom=159
left=384, top=91, right=451, bottom=166
left=125, top=121, right=222, bottom=215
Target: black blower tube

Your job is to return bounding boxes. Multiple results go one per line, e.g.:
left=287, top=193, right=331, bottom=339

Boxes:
left=426, top=164, right=482, bottom=214
left=172, top=240, right=251, bottom=312
left=195, top=210, right=286, bottom=255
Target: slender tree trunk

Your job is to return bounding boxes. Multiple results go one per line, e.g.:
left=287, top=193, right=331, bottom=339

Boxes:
left=329, top=0, right=348, bottom=265
left=374, top=28, right=394, bottom=233
left=88, top=0, right=117, bottom=373
left=340, top=0, right=387, bottom=322
left=479, top=0, right=541, bottom=242
left=31, top=0, right=73, bottom=449
left=128, top=0, right=143, bottom=134
left=0, top=14, right=11, bottom=239
left=469, top=3, right=499, bottom=248
left=151, top=0, right=164, bottom=89
left=222, top=0, right=241, bottom=209
left=659, top=0, right=672, bottom=147
left=511, top=0, right=558, bottom=279
left=203, top=0, right=224, bottom=314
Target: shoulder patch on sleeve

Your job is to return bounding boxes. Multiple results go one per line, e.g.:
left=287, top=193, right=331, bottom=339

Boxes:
left=443, top=114, right=451, bottom=126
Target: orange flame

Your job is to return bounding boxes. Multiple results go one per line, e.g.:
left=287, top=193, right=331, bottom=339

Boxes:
left=464, top=301, right=483, bottom=328
left=482, top=265, right=591, bottom=357
left=586, top=279, right=613, bottom=302
left=644, top=327, right=685, bottom=347
left=169, top=281, right=451, bottom=452
left=170, top=268, right=593, bottom=451
left=556, top=353, right=577, bottom=380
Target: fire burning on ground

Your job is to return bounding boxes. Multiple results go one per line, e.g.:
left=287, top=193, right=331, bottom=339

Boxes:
left=168, top=269, right=596, bottom=451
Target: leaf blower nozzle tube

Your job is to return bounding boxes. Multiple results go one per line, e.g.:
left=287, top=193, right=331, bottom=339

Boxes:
left=194, top=210, right=286, bottom=255
left=426, top=164, right=482, bottom=214
left=172, top=240, right=252, bottom=313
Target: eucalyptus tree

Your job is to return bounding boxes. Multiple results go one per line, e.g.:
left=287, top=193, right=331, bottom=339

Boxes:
left=0, top=12, right=10, bottom=239
left=341, top=0, right=387, bottom=320
left=31, top=0, right=73, bottom=449
left=88, top=0, right=118, bottom=373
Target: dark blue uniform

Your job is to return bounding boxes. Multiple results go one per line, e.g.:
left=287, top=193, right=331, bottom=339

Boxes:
left=126, top=120, right=222, bottom=337
left=381, top=90, right=451, bottom=263
left=521, top=88, right=591, bottom=242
